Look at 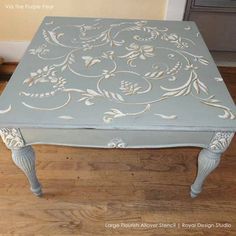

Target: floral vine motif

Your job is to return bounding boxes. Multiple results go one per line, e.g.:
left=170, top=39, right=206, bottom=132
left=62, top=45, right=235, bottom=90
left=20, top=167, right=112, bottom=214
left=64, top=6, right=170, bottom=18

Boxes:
left=199, top=96, right=235, bottom=120
left=0, top=128, right=25, bottom=149
left=144, top=61, right=182, bottom=81
left=29, top=44, right=49, bottom=56
left=107, top=138, right=126, bottom=148
left=160, top=69, right=208, bottom=97
left=120, top=80, right=142, bottom=95
left=209, top=132, right=234, bottom=152
left=42, top=30, right=65, bottom=47
left=78, top=88, right=124, bottom=106
left=20, top=18, right=235, bottom=123
left=78, top=89, right=102, bottom=106
left=20, top=65, right=66, bottom=98
left=127, top=21, right=193, bottom=49
left=103, top=109, right=126, bottom=123
left=103, top=104, right=150, bottom=123
left=119, top=43, right=155, bottom=67
left=82, top=56, right=101, bottom=68
left=161, top=33, right=189, bottom=49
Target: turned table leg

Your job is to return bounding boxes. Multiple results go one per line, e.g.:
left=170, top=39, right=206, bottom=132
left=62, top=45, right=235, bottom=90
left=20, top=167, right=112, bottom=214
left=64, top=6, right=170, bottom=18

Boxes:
left=11, top=146, right=42, bottom=196
left=0, top=128, right=42, bottom=196
left=191, top=149, right=220, bottom=198
left=191, top=132, right=234, bottom=198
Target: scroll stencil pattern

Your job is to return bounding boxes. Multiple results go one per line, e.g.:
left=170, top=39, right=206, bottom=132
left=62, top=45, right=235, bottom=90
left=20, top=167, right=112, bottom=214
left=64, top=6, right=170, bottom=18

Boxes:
left=0, top=128, right=25, bottom=149
left=209, top=132, right=235, bottom=153
left=18, top=19, right=235, bottom=123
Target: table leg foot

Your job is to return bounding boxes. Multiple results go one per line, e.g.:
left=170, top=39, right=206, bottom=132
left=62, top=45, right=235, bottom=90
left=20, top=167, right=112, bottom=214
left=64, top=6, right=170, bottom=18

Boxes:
left=190, top=188, right=198, bottom=198
left=191, top=149, right=221, bottom=198
left=11, top=145, right=43, bottom=196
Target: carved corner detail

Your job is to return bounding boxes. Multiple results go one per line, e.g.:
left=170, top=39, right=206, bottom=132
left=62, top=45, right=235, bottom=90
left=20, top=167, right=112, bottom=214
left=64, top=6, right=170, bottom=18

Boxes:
left=108, top=138, right=126, bottom=148
left=0, top=128, right=25, bottom=149
left=208, top=132, right=234, bottom=153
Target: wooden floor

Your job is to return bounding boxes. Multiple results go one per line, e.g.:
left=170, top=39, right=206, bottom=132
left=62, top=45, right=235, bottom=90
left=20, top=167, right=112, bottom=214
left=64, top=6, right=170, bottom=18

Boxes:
left=0, top=67, right=235, bottom=235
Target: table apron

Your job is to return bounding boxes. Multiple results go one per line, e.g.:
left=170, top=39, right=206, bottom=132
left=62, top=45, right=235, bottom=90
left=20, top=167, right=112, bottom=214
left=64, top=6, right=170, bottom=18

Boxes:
left=20, top=128, right=214, bottom=149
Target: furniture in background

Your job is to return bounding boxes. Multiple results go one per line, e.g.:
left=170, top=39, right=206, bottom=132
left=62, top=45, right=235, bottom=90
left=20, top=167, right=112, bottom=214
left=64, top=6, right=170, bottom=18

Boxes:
left=184, top=0, right=236, bottom=66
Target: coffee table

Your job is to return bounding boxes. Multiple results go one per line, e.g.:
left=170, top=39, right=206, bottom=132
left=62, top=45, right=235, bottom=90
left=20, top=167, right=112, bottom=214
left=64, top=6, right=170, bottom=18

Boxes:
left=0, top=17, right=235, bottom=198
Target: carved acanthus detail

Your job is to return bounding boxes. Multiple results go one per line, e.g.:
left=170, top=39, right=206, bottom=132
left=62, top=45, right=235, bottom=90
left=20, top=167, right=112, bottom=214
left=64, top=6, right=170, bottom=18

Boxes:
left=208, top=132, right=234, bottom=153
left=0, top=128, right=25, bottom=149
left=107, top=138, right=126, bottom=148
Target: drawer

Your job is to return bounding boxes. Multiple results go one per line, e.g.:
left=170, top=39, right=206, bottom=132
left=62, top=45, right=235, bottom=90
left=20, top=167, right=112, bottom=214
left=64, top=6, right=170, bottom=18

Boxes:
left=20, top=128, right=214, bottom=149
left=194, top=0, right=236, bottom=8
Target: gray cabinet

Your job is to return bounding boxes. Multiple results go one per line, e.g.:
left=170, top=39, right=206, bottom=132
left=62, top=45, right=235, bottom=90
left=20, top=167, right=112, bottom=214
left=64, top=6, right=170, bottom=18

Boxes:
left=184, top=0, right=236, bottom=52
left=194, top=0, right=236, bottom=8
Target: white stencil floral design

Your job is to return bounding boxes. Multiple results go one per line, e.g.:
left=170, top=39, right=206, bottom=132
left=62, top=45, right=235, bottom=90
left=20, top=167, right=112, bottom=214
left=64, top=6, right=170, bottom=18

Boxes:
left=18, top=18, right=235, bottom=123
left=119, top=43, right=155, bottom=67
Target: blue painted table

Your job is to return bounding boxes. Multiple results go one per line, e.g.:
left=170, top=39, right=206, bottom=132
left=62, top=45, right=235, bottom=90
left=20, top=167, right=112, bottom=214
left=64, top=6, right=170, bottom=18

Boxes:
left=0, top=17, right=235, bottom=197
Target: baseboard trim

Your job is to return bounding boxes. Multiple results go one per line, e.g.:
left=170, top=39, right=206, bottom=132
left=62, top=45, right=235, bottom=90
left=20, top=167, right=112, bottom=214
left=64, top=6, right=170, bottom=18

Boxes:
left=0, top=3, right=188, bottom=63
left=0, top=62, right=18, bottom=78
left=0, top=41, right=30, bottom=62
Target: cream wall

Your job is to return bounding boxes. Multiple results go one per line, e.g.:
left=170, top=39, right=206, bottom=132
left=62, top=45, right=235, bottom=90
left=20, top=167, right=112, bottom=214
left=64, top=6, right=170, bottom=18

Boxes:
left=0, top=0, right=167, bottom=41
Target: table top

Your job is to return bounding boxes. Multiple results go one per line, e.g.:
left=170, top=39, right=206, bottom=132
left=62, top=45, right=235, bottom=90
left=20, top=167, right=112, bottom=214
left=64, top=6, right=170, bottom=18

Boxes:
left=0, top=16, right=235, bottom=131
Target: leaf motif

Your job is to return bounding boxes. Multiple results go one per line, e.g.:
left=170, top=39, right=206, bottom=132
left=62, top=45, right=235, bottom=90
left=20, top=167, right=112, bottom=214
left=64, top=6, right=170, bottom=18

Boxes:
left=112, top=40, right=124, bottom=47
left=43, top=66, right=48, bottom=72
left=57, top=33, right=64, bottom=39
left=154, top=114, right=177, bottom=119
left=155, top=71, right=165, bottom=78
left=30, top=72, right=37, bottom=77
left=139, top=54, right=146, bottom=60
left=58, top=116, right=74, bottom=120
left=61, top=65, right=67, bottom=72
left=103, top=108, right=126, bottom=123
left=147, top=71, right=165, bottom=79
left=125, top=26, right=142, bottom=31
left=82, top=56, right=101, bottom=68
left=103, top=117, right=113, bottom=123
left=208, top=99, right=219, bottom=103
left=133, top=87, right=142, bottom=93
left=68, top=55, right=75, bottom=64
left=218, top=110, right=235, bottom=120
left=78, top=97, right=87, bottom=101
left=85, top=100, right=94, bottom=106
left=102, top=90, right=124, bottom=102
left=198, top=80, right=208, bottom=94
left=162, top=90, right=181, bottom=97
left=200, top=100, right=235, bottom=120
left=103, top=111, right=115, bottom=115
left=23, top=78, right=32, bottom=84
left=144, top=72, right=151, bottom=77
left=214, top=77, right=223, bottom=82
left=218, top=110, right=230, bottom=119
left=43, top=30, right=61, bottom=46
left=193, top=80, right=199, bottom=94
left=87, top=89, right=100, bottom=96
left=88, top=58, right=101, bottom=67
left=115, top=93, right=125, bottom=101
left=198, top=58, right=209, bottom=65
left=42, top=30, right=50, bottom=43
left=110, top=92, right=117, bottom=100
